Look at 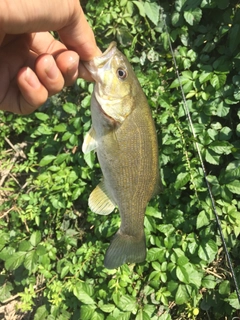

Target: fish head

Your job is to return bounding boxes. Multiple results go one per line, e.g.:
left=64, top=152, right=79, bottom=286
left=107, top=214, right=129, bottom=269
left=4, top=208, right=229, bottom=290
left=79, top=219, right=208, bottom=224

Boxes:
left=83, top=42, right=138, bottom=123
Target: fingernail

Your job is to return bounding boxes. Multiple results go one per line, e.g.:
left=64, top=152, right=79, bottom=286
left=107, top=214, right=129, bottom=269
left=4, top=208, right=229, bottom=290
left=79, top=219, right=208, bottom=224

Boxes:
left=67, top=56, right=79, bottom=77
left=44, top=56, right=59, bottom=79
left=25, top=67, right=40, bottom=89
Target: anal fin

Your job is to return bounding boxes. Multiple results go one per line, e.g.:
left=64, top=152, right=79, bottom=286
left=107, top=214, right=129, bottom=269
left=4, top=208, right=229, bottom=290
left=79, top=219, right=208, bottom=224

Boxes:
left=89, top=180, right=116, bottom=215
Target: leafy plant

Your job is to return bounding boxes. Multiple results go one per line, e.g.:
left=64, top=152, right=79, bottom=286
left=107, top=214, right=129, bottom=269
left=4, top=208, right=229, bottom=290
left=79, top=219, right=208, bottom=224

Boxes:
left=0, top=0, right=240, bottom=319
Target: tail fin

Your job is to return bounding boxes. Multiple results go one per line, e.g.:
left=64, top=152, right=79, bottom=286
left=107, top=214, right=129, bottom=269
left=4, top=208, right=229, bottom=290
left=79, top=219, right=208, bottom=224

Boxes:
left=104, top=230, right=146, bottom=269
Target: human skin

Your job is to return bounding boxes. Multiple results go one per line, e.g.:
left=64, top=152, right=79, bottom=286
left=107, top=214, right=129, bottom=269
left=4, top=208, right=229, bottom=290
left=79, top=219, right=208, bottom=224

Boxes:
left=0, top=0, right=101, bottom=114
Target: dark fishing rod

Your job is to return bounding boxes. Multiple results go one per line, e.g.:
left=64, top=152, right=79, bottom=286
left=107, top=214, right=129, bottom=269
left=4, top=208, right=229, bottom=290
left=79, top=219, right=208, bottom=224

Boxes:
left=162, top=14, right=240, bottom=305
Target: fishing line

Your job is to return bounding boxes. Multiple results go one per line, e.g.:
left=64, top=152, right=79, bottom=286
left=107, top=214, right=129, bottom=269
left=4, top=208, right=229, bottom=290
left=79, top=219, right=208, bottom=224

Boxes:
left=162, top=14, right=240, bottom=304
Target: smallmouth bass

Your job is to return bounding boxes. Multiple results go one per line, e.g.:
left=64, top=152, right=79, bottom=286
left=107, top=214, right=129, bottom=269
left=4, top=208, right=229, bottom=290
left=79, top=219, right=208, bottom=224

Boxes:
left=82, top=42, right=160, bottom=269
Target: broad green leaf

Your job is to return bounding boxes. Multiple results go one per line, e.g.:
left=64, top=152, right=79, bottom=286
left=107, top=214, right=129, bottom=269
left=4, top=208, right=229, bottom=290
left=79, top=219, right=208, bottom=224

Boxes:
left=226, top=180, right=240, bottom=194
left=219, top=280, right=230, bottom=295
left=24, top=250, right=38, bottom=272
left=0, top=282, right=13, bottom=302
left=146, top=206, right=162, bottom=219
left=30, top=230, right=41, bottom=247
left=201, top=275, right=217, bottom=289
left=175, top=0, right=187, bottom=12
left=184, top=8, right=202, bottom=25
left=174, top=172, right=190, bottom=189
left=34, top=305, right=49, bottom=320
left=113, top=292, right=137, bottom=313
left=136, top=309, right=151, bottom=320
left=147, top=248, right=165, bottom=262
left=99, top=304, right=115, bottom=313
left=198, top=239, right=218, bottom=262
left=53, top=123, right=67, bottom=132
left=205, top=149, right=220, bottom=165
left=175, top=284, right=191, bottom=305
left=92, top=311, right=105, bottom=320
left=35, top=112, right=50, bottom=121
left=210, top=74, right=226, bottom=89
left=229, top=24, right=240, bottom=53
left=132, top=1, right=145, bottom=17
left=176, top=265, right=189, bottom=283
left=196, top=210, right=210, bottom=229
left=5, top=251, right=26, bottom=271
left=199, top=71, right=212, bottom=84
left=216, top=103, right=230, bottom=117
left=171, top=12, right=181, bottom=26
left=54, top=153, right=70, bottom=165
left=73, top=285, right=95, bottom=305
left=39, top=155, right=56, bottom=166
left=227, top=292, right=240, bottom=309
left=63, top=102, right=77, bottom=115
left=209, top=141, right=232, bottom=155
left=144, top=1, right=159, bottom=25
left=80, top=305, right=96, bottom=320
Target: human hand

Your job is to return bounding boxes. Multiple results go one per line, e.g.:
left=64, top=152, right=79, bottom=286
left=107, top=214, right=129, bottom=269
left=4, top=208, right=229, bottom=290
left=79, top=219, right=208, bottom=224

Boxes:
left=0, top=0, right=101, bottom=114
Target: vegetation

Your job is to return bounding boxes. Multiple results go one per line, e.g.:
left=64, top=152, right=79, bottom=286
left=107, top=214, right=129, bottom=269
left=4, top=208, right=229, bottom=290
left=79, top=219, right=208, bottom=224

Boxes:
left=1, top=0, right=240, bottom=319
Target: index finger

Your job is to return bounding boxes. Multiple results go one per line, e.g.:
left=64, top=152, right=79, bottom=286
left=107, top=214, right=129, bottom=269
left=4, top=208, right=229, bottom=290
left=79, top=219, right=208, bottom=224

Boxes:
left=57, top=5, right=102, bottom=61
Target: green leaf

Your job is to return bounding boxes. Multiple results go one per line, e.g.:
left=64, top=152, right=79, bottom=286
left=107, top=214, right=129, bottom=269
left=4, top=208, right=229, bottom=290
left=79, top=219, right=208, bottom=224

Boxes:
left=92, top=311, right=105, bottom=320
left=175, top=284, right=191, bottom=305
left=54, top=153, right=70, bottom=165
left=219, top=280, right=230, bottom=295
left=198, top=239, right=218, bottom=262
left=184, top=8, right=202, bottom=25
left=34, top=305, right=49, bottom=320
left=80, top=305, right=96, bottom=320
left=53, top=123, right=67, bottom=132
left=30, top=231, right=41, bottom=247
left=0, top=282, right=13, bottom=302
left=229, top=24, right=240, bottom=53
left=5, top=252, right=26, bottom=271
left=132, top=1, right=145, bottom=17
left=99, top=304, right=115, bottom=313
left=226, top=180, right=240, bottom=195
left=63, top=102, right=77, bottom=115
left=176, top=265, right=189, bottom=283
left=196, top=210, right=210, bottom=229
left=210, top=74, right=226, bottom=89
left=73, top=284, right=95, bottom=305
left=209, top=141, right=232, bottom=155
left=113, top=292, right=137, bottom=313
left=24, top=250, right=38, bottom=272
left=174, top=172, right=190, bottom=190
left=205, top=149, right=220, bottom=165
left=39, top=155, right=56, bottom=166
left=202, top=275, right=217, bottom=289
left=136, top=309, right=151, bottom=320
left=226, top=292, right=240, bottom=309
left=147, top=248, right=165, bottom=262
left=199, top=71, right=213, bottom=84
left=144, top=1, right=160, bottom=25
left=35, top=112, right=50, bottom=121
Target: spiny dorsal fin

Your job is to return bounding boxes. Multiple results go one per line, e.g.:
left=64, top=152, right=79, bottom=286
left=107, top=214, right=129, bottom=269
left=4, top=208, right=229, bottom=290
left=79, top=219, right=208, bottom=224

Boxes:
left=89, top=180, right=116, bottom=215
left=82, top=126, right=98, bottom=154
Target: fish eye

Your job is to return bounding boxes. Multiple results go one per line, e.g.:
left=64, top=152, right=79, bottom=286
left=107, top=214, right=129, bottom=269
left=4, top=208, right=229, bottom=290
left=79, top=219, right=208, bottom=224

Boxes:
left=117, top=68, right=127, bottom=80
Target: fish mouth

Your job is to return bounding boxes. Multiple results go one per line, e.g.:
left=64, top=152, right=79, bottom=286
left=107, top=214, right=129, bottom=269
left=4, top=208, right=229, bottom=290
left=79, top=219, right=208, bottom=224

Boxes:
left=83, top=42, right=117, bottom=74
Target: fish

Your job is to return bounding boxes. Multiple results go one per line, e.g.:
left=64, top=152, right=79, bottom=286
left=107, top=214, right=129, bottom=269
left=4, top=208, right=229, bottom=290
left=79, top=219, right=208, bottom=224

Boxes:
left=82, top=42, right=160, bottom=269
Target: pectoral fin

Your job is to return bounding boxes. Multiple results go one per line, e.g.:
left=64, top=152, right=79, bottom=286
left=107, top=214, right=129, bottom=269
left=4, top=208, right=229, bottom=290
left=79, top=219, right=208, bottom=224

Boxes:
left=82, top=126, right=97, bottom=154
left=89, top=180, right=116, bottom=215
